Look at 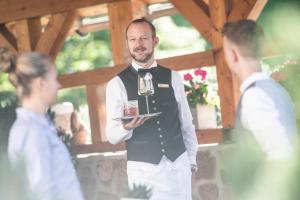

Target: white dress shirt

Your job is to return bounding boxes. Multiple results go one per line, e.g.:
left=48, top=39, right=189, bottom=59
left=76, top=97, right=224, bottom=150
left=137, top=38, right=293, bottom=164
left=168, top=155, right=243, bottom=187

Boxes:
left=239, top=72, right=296, bottom=160
left=8, top=107, right=84, bottom=200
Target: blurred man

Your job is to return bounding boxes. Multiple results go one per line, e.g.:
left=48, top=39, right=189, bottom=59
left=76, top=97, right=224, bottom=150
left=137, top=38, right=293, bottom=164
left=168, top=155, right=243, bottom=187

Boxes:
left=222, top=19, right=297, bottom=160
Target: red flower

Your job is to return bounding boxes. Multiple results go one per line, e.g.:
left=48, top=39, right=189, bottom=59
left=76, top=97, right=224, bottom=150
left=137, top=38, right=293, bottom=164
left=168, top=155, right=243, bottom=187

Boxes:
left=194, top=68, right=207, bottom=80
left=183, top=73, right=193, bottom=81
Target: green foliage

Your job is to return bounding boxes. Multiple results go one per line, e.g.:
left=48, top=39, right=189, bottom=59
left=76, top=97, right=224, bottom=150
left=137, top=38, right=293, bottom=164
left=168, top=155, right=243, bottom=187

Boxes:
left=55, top=30, right=112, bottom=74
left=57, top=87, right=87, bottom=111
left=0, top=90, right=17, bottom=108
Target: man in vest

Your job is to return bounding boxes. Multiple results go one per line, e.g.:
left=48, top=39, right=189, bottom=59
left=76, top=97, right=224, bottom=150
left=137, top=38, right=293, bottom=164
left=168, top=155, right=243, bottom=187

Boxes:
left=106, top=18, right=198, bottom=200
left=222, top=19, right=297, bottom=160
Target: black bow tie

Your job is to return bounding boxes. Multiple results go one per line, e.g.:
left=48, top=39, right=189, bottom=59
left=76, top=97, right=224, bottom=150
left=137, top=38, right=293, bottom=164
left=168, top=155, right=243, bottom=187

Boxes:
left=137, top=67, right=158, bottom=76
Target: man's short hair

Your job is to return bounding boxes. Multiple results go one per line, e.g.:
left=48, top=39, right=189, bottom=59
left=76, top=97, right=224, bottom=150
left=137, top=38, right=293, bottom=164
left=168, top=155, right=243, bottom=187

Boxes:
left=126, top=18, right=156, bottom=39
left=222, top=20, right=264, bottom=59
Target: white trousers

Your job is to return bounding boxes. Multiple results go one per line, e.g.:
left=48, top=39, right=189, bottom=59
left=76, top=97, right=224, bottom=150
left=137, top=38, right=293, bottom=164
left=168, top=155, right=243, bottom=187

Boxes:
left=127, top=152, right=192, bottom=200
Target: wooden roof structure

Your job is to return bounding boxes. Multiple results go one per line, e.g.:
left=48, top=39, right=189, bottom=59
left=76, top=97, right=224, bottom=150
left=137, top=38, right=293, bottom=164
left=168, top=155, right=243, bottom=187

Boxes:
left=0, top=0, right=268, bottom=153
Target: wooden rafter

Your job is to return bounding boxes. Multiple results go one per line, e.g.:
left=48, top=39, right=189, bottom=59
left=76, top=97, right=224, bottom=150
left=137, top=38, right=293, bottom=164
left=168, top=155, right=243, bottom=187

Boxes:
left=0, top=0, right=128, bottom=24
left=228, top=0, right=257, bottom=22
left=0, top=25, right=17, bottom=52
left=169, top=0, right=213, bottom=44
left=194, top=0, right=210, bottom=16
left=58, top=50, right=215, bottom=88
left=247, top=0, right=268, bottom=20
left=35, top=13, right=66, bottom=54
left=50, top=11, right=78, bottom=59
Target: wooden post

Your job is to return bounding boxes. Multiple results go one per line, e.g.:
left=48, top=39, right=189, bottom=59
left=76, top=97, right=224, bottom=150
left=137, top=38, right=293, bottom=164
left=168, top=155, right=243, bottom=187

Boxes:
left=209, top=0, right=236, bottom=128
left=83, top=1, right=134, bottom=144
left=86, top=85, right=103, bottom=143
left=108, top=1, right=133, bottom=65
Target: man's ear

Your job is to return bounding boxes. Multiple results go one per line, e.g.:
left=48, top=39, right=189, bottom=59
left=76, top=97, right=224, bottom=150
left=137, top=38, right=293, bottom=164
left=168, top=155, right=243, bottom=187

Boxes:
left=231, top=47, right=239, bottom=63
left=153, top=36, right=159, bottom=46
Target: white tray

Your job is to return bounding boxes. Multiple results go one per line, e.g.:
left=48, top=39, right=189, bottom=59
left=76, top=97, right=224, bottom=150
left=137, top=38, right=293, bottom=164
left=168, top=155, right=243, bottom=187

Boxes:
left=114, top=112, right=162, bottom=121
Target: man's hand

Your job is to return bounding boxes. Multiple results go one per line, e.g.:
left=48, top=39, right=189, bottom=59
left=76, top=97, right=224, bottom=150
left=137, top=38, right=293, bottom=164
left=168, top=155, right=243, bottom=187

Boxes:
left=123, top=116, right=150, bottom=130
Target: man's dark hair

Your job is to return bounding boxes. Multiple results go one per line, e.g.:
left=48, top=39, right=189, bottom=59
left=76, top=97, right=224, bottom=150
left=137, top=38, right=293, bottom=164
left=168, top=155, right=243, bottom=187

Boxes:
left=222, top=19, right=265, bottom=59
left=126, top=17, right=156, bottom=39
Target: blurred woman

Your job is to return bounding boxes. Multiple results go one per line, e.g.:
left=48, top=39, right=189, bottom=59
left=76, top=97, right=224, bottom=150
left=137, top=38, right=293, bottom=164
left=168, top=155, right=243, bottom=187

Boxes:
left=1, top=49, right=84, bottom=200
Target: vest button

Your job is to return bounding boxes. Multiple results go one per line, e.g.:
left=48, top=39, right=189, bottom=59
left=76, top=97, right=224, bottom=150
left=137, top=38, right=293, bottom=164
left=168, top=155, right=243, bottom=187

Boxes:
left=159, top=135, right=163, bottom=138
left=158, top=128, right=162, bottom=131
left=152, top=100, right=156, bottom=104
left=153, top=107, right=157, bottom=111
left=161, top=149, right=165, bottom=153
left=161, top=142, right=164, bottom=145
left=156, top=121, right=160, bottom=124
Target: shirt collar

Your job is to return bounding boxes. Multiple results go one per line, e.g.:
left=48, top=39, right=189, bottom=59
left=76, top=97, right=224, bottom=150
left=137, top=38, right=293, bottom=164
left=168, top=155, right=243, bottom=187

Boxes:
left=131, top=60, right=158, bottom=71
left=16, top=107, right=51, bottom=127
left=240, top=72, right=271, bottom=93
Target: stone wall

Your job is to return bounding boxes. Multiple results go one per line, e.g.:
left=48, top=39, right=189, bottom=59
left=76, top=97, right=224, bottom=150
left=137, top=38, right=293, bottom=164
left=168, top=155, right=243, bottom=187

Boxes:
left=75, top=145, right=225, bottom=200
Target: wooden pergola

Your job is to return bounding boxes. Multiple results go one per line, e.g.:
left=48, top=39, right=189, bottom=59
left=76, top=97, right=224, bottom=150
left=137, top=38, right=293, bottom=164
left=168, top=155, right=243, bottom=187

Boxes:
left=0, top=0, right=268, bottom=154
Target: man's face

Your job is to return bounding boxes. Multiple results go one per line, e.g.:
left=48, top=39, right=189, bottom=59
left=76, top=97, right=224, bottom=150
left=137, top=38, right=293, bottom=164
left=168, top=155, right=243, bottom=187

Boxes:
left=126, top=22, right=158, bottom=64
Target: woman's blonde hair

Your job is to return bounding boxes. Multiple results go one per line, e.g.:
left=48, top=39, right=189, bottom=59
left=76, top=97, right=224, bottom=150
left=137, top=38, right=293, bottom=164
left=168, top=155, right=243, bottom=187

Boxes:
left=0, top=46, right=53, bottom=98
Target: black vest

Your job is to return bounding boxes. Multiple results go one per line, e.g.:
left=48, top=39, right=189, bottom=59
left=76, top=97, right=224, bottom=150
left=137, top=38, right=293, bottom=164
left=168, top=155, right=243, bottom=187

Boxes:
left=118, top=65, right=186, bottom=164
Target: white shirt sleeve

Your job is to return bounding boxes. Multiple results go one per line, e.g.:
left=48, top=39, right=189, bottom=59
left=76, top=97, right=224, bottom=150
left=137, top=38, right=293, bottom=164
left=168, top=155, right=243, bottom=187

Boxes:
left=172, top=71, right=198, bottom=165
left=241, top=87, right=293, bottom=160
left=105, top=76, right=133, bottom=144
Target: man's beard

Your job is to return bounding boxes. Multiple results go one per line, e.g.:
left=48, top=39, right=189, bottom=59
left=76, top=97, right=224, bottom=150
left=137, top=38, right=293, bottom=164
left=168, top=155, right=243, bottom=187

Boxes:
left=130, top=46, right=154, bottom=63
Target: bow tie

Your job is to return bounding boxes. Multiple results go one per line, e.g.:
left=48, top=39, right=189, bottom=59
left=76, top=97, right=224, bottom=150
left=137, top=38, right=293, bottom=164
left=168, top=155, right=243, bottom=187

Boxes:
left=137, top=67, right=158, bottom=76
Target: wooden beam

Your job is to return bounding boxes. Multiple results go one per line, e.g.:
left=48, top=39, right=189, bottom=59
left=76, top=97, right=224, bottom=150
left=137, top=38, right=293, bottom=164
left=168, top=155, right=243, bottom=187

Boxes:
left=247, top=0, right=268, bottom=20
left=35, top=13, right=66, bottom=54
left=209, top=0, right=236, bottom=128
left=77, top=4, right=108, bottom=18
left=158, top=49, right=214, bottom=71
left=196, top=128, right=223, bottom=144
left=50, top=11, right=78, bottom=60
left=0, top=34, right=17, bottom=53
left=0, top=0, right=128, bottom=24
left=73, top=142, right=125, bottom=154
left=228, top=0, right=257, bottom=22
left=58, top=50, right=215, bottom=88
left=15, top=20, right=32, bottom=52
left=108, top=1, right=133, bottom=65
left=77, top=21, right=109, bottom=34
left=72, top=128, right=222, bottom=154
left=0, top=24, right=17, bottom=52
left=169, top=0, right=213, bottom=44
